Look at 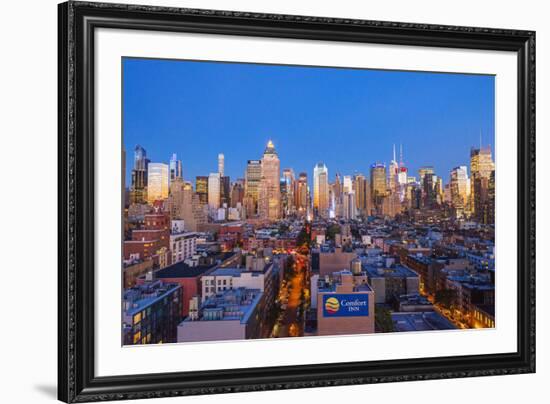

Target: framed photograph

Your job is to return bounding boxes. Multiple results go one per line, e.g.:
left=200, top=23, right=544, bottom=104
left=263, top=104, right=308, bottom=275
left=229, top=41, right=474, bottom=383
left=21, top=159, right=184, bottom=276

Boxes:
left=58, top=1, right=535, bottom=402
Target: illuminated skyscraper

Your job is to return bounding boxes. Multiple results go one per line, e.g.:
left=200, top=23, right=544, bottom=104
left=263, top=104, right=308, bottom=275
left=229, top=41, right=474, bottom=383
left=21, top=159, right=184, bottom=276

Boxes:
left=282, top=168, right=295, bottom=216
left=370, top=163, right=386, bottom=211
left=313, top=162, right=329, bottom=218
left=333, top=173, right=342, bottom=201
left=470, top=145, right=495, bottom=222
left=294, top=172, right=308, bottom=215
left=146, top=162, right=169, bottom=204
left=218, top=153, right=225, bottom=177
left=388, top=144, right=399, bottom=193
left=450, top=166, right=469, bottom=217
left=396, top=145, right=408, bottom=203
left=342, top=190, right=357, bottom=220
left=422, top=173, right=438, bottom=208
left=418, top=166, right=435, bottom=184
left=259, top=140, right=281, bottom=220
left=195, top=176, right=208, bottom=204
left=343, top=175, right=353, bottom=194
left=130, top=145, right=150, bottom=204
left=353, top=174, right=370, bottom=216
left=208, top=172, right=221, bottom=210
left=169, top=153, right=182, bottom=181
left=418, top=166, right=435, bottom=208
left=244, top=160, right=262, bottom=218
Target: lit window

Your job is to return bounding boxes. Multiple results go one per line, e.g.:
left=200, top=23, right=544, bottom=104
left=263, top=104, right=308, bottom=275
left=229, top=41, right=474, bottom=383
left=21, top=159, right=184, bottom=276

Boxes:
left=133, top=313, right=141, bottom=324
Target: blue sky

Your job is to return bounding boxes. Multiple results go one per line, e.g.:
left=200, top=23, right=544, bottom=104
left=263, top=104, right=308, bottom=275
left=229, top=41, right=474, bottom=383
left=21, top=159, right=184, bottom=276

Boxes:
left=123, top=57, right=494, bottom=187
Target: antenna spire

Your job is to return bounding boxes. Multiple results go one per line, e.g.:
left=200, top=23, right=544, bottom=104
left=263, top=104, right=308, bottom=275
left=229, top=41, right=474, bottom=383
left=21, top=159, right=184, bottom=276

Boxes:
left=392, top=144, right=396, bottom=163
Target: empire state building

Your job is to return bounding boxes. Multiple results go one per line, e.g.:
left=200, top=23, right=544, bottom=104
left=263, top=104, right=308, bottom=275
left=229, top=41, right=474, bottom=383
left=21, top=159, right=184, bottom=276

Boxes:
left=259, top=140, right=281, bottom=220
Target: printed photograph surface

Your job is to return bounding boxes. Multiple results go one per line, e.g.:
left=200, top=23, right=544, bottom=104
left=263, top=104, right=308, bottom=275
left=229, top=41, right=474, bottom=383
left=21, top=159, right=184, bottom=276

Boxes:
left=121, top=57, right=495, bottom=345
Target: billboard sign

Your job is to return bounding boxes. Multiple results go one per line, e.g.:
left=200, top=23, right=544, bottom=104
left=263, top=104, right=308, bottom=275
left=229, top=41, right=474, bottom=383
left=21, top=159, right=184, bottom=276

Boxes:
left=322, top=294, right=369, bottom=317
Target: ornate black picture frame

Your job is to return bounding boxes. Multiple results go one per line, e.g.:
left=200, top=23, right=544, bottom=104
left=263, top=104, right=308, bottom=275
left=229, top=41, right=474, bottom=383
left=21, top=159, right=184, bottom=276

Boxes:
left=58, top=1, right=535, bottom=402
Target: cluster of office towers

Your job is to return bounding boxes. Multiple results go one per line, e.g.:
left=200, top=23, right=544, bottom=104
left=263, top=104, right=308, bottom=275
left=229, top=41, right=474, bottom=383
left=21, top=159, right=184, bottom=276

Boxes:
left=127, top=140, right=495, bottom=224
left=311, top=143, right=494, bottom=223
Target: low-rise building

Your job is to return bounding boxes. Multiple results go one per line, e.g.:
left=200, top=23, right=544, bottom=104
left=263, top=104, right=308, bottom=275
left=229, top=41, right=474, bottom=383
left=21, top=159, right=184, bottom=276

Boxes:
left=364, top=264, right=420, bottom=304
left=316, top=270, right=375, bottom=336
left=123, top=257, right=153, bottom=288
left=316, top=247, right=358, bottom=276
left=122, top=280, right=183, bottom=345
left=391, top=311, right=455, bottom=332
left=169, top=231, right=198, bottom=264
left=470, top=304, right=495, bottom=328
left=397, top=293, right=434, bottom=312
left=177, top=288, right=263, bottom=342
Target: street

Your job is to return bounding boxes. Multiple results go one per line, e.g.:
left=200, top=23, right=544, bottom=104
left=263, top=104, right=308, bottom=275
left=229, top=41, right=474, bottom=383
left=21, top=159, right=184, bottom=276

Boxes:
left=271, top=252, right=309, bottom=338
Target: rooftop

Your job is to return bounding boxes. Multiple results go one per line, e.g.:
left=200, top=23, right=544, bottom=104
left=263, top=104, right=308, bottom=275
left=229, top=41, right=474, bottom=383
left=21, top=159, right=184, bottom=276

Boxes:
left=392, top=312, right=456, bottom=332
left=209, top=264, right=272, bottom=277
left=154, top=260, right=222, bottom=279
left=318, top=270, right=373, bottom=293
left=364, top=264, right=419, bottom=279
left=185, top=288, right=263, bottom=323
left=123, top=281, right=180, bottom=316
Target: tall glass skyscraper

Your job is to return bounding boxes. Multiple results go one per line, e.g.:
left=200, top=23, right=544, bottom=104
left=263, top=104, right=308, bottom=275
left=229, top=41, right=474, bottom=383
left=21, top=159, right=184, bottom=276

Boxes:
left=259, top=140, right=281, bottom=220
left=146, top=162, right=169, bottom=204
left=313, top=162, right=329, bottom=218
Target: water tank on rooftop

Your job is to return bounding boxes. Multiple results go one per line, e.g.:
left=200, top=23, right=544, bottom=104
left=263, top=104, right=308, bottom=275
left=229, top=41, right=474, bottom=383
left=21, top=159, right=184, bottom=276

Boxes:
left=351, top=258, right=362, bottom=275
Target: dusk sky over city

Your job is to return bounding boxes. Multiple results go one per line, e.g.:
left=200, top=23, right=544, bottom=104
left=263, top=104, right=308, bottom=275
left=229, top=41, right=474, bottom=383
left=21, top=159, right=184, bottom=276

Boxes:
left=122, top=57, right=495, bottom=186
left=121, top=57, right=497, bottom=345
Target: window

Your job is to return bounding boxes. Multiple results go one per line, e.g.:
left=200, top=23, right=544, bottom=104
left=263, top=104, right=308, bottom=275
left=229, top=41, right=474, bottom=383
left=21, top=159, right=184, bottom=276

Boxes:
left=133, top=312, right=141, bottom=324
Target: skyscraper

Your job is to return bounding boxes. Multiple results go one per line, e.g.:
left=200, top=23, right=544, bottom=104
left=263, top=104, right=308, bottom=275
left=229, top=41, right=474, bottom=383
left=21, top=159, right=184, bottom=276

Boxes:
left=450, top=166, right=469, bottom=217
left=259, top=140, right=281, bottom=220
left=353, top=174, right=370, bottom=216
left=388, top=144, right=399, bottom=193
left=282, top=168, right=295, bottom=216
left=294, top=172, right=308, bottom=215
left=195, top=176, right=208, bottom=204
left=166, top=178, right=207, bottom=231
left=370, top=163, right=387, bottom=211
left=418, top=166, right=435, bottom=208
left=208, top=173, right=221, bottom=210
left=221, top=176, right=231, bottom=207
left=418, top=166, right=435, bottom=184
left=169, top=153, right=182, bottom=181
left=146, top=162, right=169, bottom=204
left=313, top=162, right=329, bottom=218
left=342, top=190, right=357, bottom=220
left=230, top=180, right=244, bottom=208
left=218, top=153, right=225, bottom=177
left=130, top=145, right=149, bottom=204
left=343, top=175, right=353, bottom=194
left=470, top=145, right=495, bottom=222
left=244, top=160, right=262, bottom=218
left=422, top=173, right=437, bottom=208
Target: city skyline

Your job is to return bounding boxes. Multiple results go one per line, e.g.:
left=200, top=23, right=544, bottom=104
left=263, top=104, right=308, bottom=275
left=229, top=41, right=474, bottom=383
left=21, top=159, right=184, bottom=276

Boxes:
left=122, top=57, right=496, bottom=346
left=125, top=139, right=492, bottom=191
left=123, top=58, right=495, bottom=186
